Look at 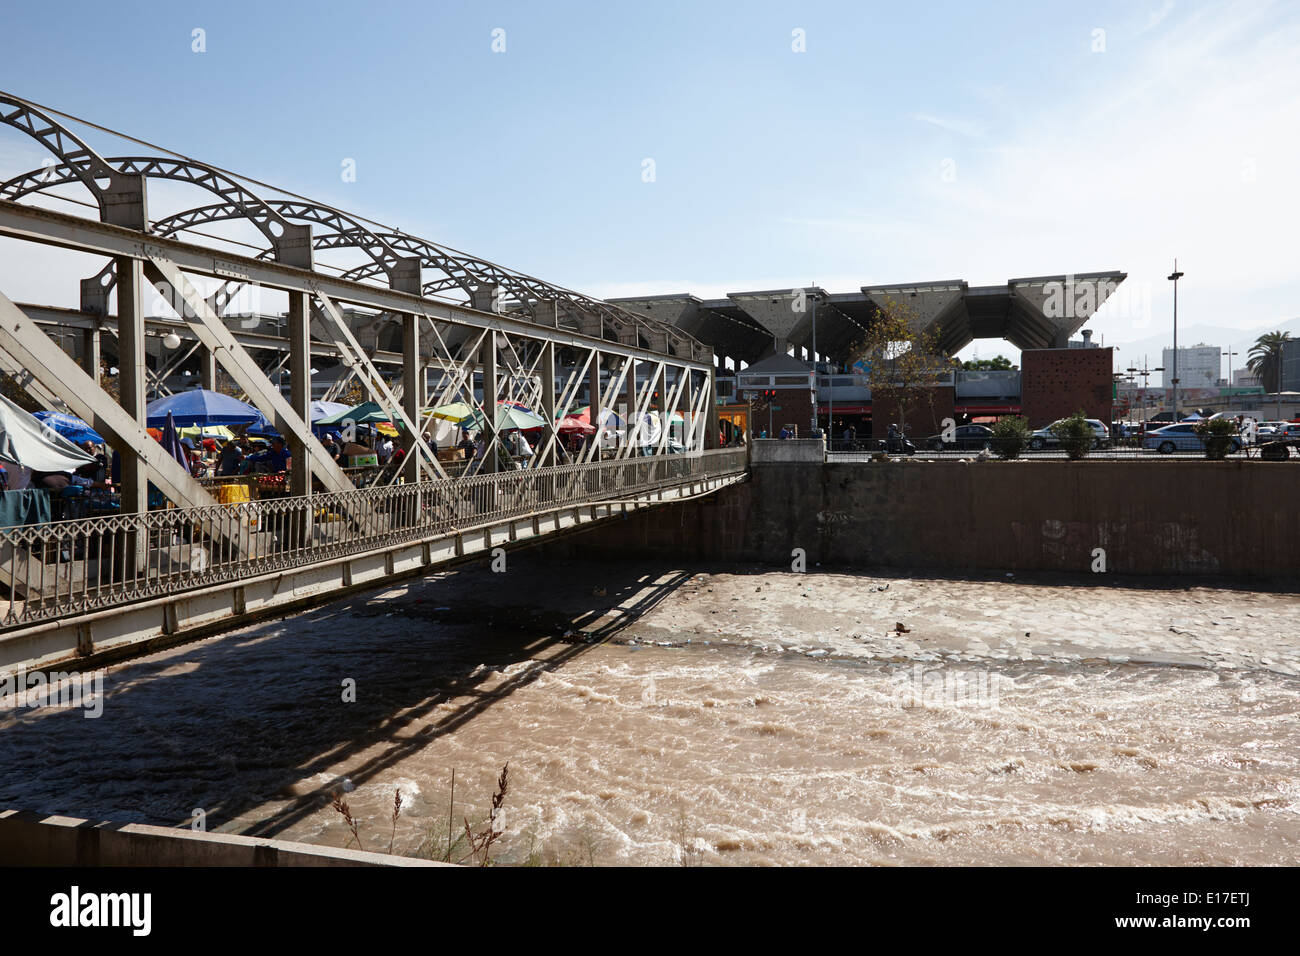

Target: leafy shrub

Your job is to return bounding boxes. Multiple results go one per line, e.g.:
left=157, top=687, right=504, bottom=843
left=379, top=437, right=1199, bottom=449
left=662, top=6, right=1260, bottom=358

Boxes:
left=1193, top=417, right=1239, bottom=460
left=1049, top=411, right=1094, bottom=460
left=989, top=415, right=1031, bottom=459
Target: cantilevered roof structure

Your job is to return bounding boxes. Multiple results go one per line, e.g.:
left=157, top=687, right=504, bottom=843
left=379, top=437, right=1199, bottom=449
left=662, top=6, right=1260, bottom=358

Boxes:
left=611, top=272, right=1126, bottom=365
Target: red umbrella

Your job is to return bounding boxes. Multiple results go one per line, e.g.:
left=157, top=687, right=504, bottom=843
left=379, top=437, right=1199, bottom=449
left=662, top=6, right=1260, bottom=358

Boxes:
left=569, top=406, right=623, bottom=429
left=557, top=415, right=597, bottom=436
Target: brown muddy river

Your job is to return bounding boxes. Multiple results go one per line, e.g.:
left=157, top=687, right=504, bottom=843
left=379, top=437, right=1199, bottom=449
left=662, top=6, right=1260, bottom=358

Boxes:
left=2, top=558, right=1298, bottom=865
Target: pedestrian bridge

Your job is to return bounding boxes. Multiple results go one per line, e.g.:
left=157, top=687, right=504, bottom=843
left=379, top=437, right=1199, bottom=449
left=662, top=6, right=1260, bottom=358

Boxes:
left=0, top=91, right=743, bottom=674
left=0, top=448, right=748, bottom=672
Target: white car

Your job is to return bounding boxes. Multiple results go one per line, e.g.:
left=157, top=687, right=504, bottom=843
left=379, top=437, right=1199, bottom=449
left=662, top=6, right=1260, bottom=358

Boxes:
left=1256, top=421, right=1287, bottom=439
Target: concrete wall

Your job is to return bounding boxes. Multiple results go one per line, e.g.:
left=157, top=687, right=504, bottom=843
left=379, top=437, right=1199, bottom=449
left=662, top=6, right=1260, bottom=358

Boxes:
left=560, top=460, right=1300, bottom=576
left=0, top=810, right=446, bottom=866
left=750, top=438, right=823, bottom=463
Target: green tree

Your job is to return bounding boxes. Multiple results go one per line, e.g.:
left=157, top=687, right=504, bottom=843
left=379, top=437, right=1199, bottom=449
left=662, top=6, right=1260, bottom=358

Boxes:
left=989, top=415, right=1031, bottom=459
left=851, top=297, right=946, bottom=443
left=1049, top=410, right=1095, bottom=460
left=1247, top=330, right=1292, bottom=419
left=961, top=355, right=1014, bottom=371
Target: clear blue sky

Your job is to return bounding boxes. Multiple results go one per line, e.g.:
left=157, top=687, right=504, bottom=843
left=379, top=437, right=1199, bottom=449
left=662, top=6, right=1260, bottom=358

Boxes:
left=2, top=0, right=1297, bottom=365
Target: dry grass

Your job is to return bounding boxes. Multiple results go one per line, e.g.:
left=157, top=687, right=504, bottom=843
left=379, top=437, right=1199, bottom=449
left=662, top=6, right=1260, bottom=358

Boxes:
left=458, top=763, right=509, bottom=866
left=388, top=788, right=403, bottom=855
left=330, top=792, right=363, bottom=851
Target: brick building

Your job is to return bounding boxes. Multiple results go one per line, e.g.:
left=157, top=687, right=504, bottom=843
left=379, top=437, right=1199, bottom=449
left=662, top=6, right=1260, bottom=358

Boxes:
left=870, top=386, right=956, bottom=440
left=1020, top=346, right=1113, bottom=428
left=736, top=353, right=815, bottom=437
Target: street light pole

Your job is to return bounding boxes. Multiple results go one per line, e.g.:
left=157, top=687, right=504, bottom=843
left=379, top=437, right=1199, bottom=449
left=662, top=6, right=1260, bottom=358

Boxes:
left=1168, top=260, right=1184, bottom=421
left=1223, top=348, right=1238, bottom=412
left=809, top=286, right=819, bottom=438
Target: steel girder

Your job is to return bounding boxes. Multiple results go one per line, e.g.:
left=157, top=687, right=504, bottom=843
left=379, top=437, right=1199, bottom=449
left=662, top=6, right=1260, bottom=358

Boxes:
left=0, top=201, right=716, bottom=495
left=0, top=201, right=709, bottom=370
left=1, top=155, right=312, bottom=265
left=0, top=96, right=701, bottom=360
left=0, top=93, right=716, bottom=506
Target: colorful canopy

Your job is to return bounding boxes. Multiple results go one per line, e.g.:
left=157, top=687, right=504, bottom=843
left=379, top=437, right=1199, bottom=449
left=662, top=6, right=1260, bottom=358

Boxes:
left=427, top=402, right=479, bottom=424
left=315, top=401, right=399, bottom=426
left=146, top=389, right=262, bottom=427
left=468, top=402, right=547, bottom=432
left=571, top=406, right=624, bottom=429
left=32, top=411, right=105, bottom=445
left=0, top=395, right=96, bottom=473
left=310, top=400, right=350, bottom=423
left=557, top=415, right=596, bottom=436
left=179, top=424, right=235, bottom=441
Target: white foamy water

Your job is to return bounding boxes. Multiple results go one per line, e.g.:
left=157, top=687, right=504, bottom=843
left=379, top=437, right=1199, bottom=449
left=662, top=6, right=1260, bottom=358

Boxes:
left=1, top=562, right=1297, bottom=865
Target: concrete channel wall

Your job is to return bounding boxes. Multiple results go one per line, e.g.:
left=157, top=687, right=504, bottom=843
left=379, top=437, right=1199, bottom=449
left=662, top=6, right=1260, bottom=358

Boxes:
left=562, top=460, right=1300, bottom=576
left=0, top=810, right=446, bottom=866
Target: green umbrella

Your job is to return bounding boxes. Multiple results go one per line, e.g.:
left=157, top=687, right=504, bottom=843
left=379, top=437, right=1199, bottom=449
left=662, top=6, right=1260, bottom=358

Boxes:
left=427, top=401, right=478, bottom=424
left=315, top=401, right=398, bottom=426
left=468, top=401, right=547, bottom=432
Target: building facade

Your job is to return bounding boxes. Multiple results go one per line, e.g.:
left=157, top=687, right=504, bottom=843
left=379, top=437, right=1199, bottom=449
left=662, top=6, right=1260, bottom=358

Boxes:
left=1162, top=344, right=1220, bottom=390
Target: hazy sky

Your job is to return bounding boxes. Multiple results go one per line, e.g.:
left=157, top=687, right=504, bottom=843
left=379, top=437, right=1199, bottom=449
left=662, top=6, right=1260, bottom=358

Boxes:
left=1, top=0, right=1297, bottom=367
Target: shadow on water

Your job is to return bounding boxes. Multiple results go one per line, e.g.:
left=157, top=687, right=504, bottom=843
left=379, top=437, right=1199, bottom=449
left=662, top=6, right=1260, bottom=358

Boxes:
left=0, top=553, right=692, bottom=838
left=3, top=551, right=1291, bottom=838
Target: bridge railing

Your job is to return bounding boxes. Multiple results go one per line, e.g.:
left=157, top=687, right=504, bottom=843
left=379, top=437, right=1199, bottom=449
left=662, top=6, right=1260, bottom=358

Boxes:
left=0, top=448, right=747, bottom=631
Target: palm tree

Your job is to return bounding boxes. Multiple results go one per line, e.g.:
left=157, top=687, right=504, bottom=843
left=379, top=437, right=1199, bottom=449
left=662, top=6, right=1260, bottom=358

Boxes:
left=1247, top=331, right=1292, bottom=419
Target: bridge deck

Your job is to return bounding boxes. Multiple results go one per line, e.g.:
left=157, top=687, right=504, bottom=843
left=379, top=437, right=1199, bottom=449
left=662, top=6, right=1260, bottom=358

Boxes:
left=0, top=449, right=748, bottom=673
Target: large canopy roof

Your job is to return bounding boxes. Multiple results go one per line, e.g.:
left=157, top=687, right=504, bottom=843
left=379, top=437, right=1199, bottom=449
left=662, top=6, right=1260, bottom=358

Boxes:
left=611, top=272, right=1127, bottom=364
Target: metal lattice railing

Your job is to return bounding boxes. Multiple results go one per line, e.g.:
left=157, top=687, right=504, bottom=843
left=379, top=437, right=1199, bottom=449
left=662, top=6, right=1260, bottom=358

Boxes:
left=0, top=449, right=747, bottom=631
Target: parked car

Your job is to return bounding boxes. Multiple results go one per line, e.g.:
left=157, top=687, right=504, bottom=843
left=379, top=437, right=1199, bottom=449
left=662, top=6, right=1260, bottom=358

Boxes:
left=923, top=424, right=993, bottom=451
left=1028, top=418, right=1110, bottom=451
left=1141, top=422, right=1243, bottom=455
left=1254, top=421, right=1288, bottom=440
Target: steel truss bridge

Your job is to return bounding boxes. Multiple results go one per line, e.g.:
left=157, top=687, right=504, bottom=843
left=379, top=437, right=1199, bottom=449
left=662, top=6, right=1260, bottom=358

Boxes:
left=0, top=92, right=744, bottom=672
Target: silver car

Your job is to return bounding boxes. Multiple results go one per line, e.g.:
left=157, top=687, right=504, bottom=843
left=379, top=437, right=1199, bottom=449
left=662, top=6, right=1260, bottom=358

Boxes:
left=1028, top=418, right=1110, bottom=451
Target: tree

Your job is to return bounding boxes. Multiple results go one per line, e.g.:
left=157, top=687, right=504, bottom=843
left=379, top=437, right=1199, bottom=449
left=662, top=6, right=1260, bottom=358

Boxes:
left=850, top=296, right=946, bottom=442
left=989, top=415, right=1031, bottom=459
left=1247, top=330, right=1292, bottom=419
left=1049, top=410, right=1095, bottom=460
left=962, top=355, right=1014, bottom=371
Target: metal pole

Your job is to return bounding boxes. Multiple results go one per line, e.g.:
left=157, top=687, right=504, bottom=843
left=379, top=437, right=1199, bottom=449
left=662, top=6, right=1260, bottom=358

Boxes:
left=809, top=289, right=818, bottom=437
left=1168, top=260, right=1183, bottom=421
left=483, top=331, right=499, bottom=473
left=402, top=313, right=422, bottom=482
left=588, top=348, right=602, bottom=460
left=116, top=257, right=148, bottom=519
left=828, top=361, right=835, bottom=448
left=1223, top=349, right=1236, bottom=414
left=540, top=340, right=556, bottom=467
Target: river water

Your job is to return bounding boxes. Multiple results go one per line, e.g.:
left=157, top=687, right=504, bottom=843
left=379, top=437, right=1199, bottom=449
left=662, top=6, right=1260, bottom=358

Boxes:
left=1, top=560, right=1297, bottom=865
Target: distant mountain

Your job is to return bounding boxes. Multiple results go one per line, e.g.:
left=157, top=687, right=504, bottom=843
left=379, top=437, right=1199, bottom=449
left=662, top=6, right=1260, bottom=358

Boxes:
left=957, top=317, right=1300, bottom=369
left=1103, top=317, right=1300, bottom=372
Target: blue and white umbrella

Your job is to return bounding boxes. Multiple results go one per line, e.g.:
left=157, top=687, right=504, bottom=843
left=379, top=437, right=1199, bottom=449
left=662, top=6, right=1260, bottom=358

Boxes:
left=32, top=411, right=105, bottom=445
